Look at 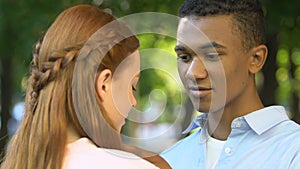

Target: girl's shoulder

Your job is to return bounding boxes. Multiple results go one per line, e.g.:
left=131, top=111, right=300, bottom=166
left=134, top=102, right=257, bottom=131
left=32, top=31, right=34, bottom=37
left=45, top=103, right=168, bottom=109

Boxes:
left=62, top=137, right=159, bottom=169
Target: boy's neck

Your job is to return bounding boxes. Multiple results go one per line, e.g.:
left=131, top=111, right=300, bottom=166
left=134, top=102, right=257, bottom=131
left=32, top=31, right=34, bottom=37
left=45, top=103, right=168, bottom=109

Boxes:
left=207, top=91, right=264, bottom=140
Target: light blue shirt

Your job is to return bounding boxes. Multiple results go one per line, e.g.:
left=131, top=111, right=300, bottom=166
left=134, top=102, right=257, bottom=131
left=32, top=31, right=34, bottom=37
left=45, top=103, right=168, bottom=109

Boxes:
left=161, top=106, right=300, bottom=169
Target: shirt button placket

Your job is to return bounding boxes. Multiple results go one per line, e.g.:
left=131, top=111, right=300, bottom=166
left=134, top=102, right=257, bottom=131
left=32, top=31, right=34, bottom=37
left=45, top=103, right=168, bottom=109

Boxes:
left=224, top=147, right=231, bottom=154
left=218, top=146, right=232, bottom=169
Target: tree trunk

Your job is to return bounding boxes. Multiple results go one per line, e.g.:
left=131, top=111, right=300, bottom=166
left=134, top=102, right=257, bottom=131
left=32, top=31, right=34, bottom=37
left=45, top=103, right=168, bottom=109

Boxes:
left=0, top=58, right=12, bottom=160
left=291, top=93, right=300, bottom=123
left=0, top=0, right=14, bottom=161
left=261, top=31, right=279, bottom=106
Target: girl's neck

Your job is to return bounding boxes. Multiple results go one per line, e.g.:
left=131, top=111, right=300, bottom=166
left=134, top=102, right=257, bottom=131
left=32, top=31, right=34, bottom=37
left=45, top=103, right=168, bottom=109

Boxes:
left=67, top=124, right=81, bottom=143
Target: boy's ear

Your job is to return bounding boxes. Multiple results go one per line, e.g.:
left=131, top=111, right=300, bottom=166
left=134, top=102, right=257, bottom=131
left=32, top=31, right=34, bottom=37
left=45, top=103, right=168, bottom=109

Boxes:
left=248, top=45, right=268, bottom=74
left=95, top=69, right=112, bottom=101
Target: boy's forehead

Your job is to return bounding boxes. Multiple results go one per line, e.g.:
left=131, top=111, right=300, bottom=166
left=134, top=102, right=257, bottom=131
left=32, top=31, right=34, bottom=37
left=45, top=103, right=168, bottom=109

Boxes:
left=178, top=15, right=233, bottom=32
left=177, top=18, right=211, bottom=50
left=177, top=15, right=236, bottom=50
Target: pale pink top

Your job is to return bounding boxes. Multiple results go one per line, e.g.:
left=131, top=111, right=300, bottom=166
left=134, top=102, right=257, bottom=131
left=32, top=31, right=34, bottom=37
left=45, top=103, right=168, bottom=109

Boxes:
left=62, top=138, right=159, bottom=169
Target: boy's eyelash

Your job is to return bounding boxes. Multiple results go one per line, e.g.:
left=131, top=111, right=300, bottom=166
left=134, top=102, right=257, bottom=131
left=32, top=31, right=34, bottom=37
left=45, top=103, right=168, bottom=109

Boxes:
left=177, top=53, right=191, bottom=59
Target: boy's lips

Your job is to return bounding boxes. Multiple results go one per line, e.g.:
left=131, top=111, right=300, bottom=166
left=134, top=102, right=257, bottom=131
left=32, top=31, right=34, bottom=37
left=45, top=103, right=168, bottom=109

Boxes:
left=188, top=86, right=213, bottom=97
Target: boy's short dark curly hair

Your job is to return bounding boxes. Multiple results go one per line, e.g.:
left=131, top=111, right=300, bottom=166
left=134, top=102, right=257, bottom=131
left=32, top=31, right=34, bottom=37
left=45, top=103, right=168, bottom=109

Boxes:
left=179, top=0, right=265, bottom=51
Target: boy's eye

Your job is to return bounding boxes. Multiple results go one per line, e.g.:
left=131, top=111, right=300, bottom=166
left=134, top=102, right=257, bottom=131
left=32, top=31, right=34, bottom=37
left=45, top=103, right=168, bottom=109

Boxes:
left=205, top=52, right=220, bottom=61
left=177, top=54, right=192, bottom=62
left=132, top=85, right=137, bottom=91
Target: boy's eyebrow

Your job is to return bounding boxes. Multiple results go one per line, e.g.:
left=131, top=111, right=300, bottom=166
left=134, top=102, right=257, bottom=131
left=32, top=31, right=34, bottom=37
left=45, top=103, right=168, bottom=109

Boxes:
left=174, top=42, right=225, bottom=52
left=174, top=45, right=187, bottom=52
left=199, top=42, right=226, bottom=50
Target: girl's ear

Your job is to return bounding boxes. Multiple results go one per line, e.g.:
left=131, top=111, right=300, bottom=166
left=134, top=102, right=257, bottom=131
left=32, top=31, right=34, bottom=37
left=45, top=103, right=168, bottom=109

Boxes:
left=248, top=45, right=268, bottom=74
left=95, top=69, right=112, bottom=101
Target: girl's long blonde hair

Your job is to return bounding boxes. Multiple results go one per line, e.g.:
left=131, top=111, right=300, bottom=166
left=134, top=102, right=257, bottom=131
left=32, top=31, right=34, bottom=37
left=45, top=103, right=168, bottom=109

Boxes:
left=0, top=4, right=139, bottom=169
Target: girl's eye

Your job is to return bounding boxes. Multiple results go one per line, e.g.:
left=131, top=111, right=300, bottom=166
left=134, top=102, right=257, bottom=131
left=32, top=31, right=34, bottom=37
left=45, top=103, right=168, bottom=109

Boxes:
left=177, top=54, right=192, bottom=62
left=205, top=53, right=220, bottom=61
left=132, top=85, right=137, bottom=91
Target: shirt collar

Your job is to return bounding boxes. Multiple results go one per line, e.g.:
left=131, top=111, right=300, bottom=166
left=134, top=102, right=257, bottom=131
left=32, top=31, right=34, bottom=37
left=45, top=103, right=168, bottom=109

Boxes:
left=182, top=113, right=207, bottom=134
left=182, top=106, right=289, bottom=135
left=244, top=106, right=289, bottom=135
